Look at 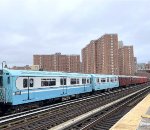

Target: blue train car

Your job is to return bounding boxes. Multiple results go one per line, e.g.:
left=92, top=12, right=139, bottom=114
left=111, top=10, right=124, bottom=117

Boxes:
left=91, top=74, right=119, bottom=91
left=0, top=69, right=92, bottom=105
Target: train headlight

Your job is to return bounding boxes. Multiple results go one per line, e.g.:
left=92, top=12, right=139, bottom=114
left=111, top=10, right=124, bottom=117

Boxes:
left=15, top=91, right=21, bottom=95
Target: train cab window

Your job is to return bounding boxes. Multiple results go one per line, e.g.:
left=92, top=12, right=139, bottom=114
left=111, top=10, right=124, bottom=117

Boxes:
left=60, top=78, right=67, bottom=85
left=82, top=78, right=86, bottom=84
left=30, top=79, right=34, bottom=87
left=23, top=79, right=28, bottom=88
left=101, top=78, right=106, bottom=83
left=97, top=78, right=99, bottom=83
left=7, top=77, right=10, bottom=84
left=0, top=76, right=2, bottom=87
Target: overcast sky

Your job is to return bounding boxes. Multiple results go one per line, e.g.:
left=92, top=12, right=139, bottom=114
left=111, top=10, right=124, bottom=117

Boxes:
left=0, top=0, right=150, bottom=67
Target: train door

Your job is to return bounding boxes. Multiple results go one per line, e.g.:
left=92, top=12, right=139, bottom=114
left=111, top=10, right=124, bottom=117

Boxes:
left=107, top=77, right=110, bottom=88
left=23, top=77, right=34, bottom=100
left=61, top=77, right=67, bottom=95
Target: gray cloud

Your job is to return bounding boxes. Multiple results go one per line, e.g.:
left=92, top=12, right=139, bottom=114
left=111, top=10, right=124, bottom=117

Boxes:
left=0, top=0, right=150, bottom=67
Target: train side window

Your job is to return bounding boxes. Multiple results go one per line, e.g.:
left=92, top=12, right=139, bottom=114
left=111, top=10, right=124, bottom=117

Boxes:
left=71, top=78, right=76, bottom=85
left=107, top=78, right=109, bottom=82
left=23, top=79, right=28, bottom=88
left=64, top=78, right=66, bottom=85
left=77, top=79, right=79, bottom=84
left=101, top=78, right=106, bottom=83
left=60, top=78, right=63, bottom=85
left=60, top=78, right=67, bottom=85
left=111, top=78, right=114, bottom=82
left=97, top=78, right=99, bottom=83
left=49, top=79, right=56, bottom=86
left=7, top=77, right=10, bottom=84
left=82, top=78, right=86, bottom=84
left=87, top=79, right=89, bottom=84
left=30, top=79, right=34, bottom=87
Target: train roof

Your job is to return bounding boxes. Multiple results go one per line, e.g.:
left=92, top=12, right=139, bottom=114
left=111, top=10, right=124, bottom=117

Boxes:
left=91, top=74, right=118, bottom=78
left=3, top=69, right=91, bottom=77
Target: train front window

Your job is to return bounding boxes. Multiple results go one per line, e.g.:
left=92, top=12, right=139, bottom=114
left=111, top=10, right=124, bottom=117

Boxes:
left=0, top=76, right=2, bottom=87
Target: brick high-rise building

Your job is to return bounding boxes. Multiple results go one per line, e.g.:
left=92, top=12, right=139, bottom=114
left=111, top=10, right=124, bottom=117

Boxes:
left=82, top=34, right=119, bottom=75
left=82, top=40, right=97, bottom=74
left=33, top=53, right=80, bottom=72
left=118, top=43, right=135, bottom=75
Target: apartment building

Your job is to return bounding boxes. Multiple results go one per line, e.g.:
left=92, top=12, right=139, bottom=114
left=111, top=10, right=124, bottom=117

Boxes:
left=33, top=53, right=80, bottom=72
left=118, top=44, right=135, bottom=75
left=82, top=34, right=119, bottom=75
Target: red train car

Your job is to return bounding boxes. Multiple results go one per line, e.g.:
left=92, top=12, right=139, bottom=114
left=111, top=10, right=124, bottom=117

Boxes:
left=118, top=75, right=148, bottom=87
left=118, top=75, right=131, bottom=87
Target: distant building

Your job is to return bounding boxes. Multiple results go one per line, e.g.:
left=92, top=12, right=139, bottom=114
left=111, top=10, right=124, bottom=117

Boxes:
left=118, top=44, right=135, bottom=75
left=82, top=34, right=136, bottom=75
left=11, top=65, right=31, bottom=70
left=30, top=65, right=40, bottom=71
left=82, top=34, right=119, bottom=75
left=33, top=53, right=80, bottom=72
left=137, top=63, right=150, bottom=71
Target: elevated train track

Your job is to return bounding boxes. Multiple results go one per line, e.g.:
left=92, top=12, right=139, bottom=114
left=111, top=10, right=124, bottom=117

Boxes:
left=0, top=83, right=149, bottom=130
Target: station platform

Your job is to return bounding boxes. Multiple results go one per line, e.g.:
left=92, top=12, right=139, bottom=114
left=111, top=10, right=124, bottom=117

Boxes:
left=110, top=93, right=150, bottom=130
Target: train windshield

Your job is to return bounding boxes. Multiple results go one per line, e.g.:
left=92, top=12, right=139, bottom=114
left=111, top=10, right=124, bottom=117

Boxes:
left=0, top=76, right=2, bottom=87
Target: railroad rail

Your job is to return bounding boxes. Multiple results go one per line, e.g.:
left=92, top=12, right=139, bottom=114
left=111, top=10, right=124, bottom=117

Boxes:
left=61, top=85, right=150, bottom=130
left=0, top=83, right=149, bottom=130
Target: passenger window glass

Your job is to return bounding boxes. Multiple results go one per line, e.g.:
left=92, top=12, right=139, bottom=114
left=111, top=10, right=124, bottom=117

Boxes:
left=49, top=79, right=56, bottom=86
left=77, top=79, right=79, bottom=84
left=30, top=79, right=34, bottom=87
left=0, top=76, right=2, bottom=87
left=60, top=78, right=67, bottom=85
left=111, top=78, right=114, bottom=82
left=60, top=78, right=63, bottom=85
left=87, top=79, right=89, bottom=83
left=7, top=77, right=10, bottom=84
left=107, top=78, right=109, bottom=82
left=101, top=78, right=106, bottom=83
left=97, top=78, right=99, bottom=83
left=71, top=78, right=76, bottom=85
left=64, top=78, right=66, bottom=85
left=82, top=78, right=86, bottom=84
left=23, top=79, right=28, bottom=88
left=41, top=78, right=56, bottom=87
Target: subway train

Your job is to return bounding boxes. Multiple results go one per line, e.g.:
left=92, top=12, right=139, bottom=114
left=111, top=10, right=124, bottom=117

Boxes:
left=0, top=68, right=148, bottom=113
